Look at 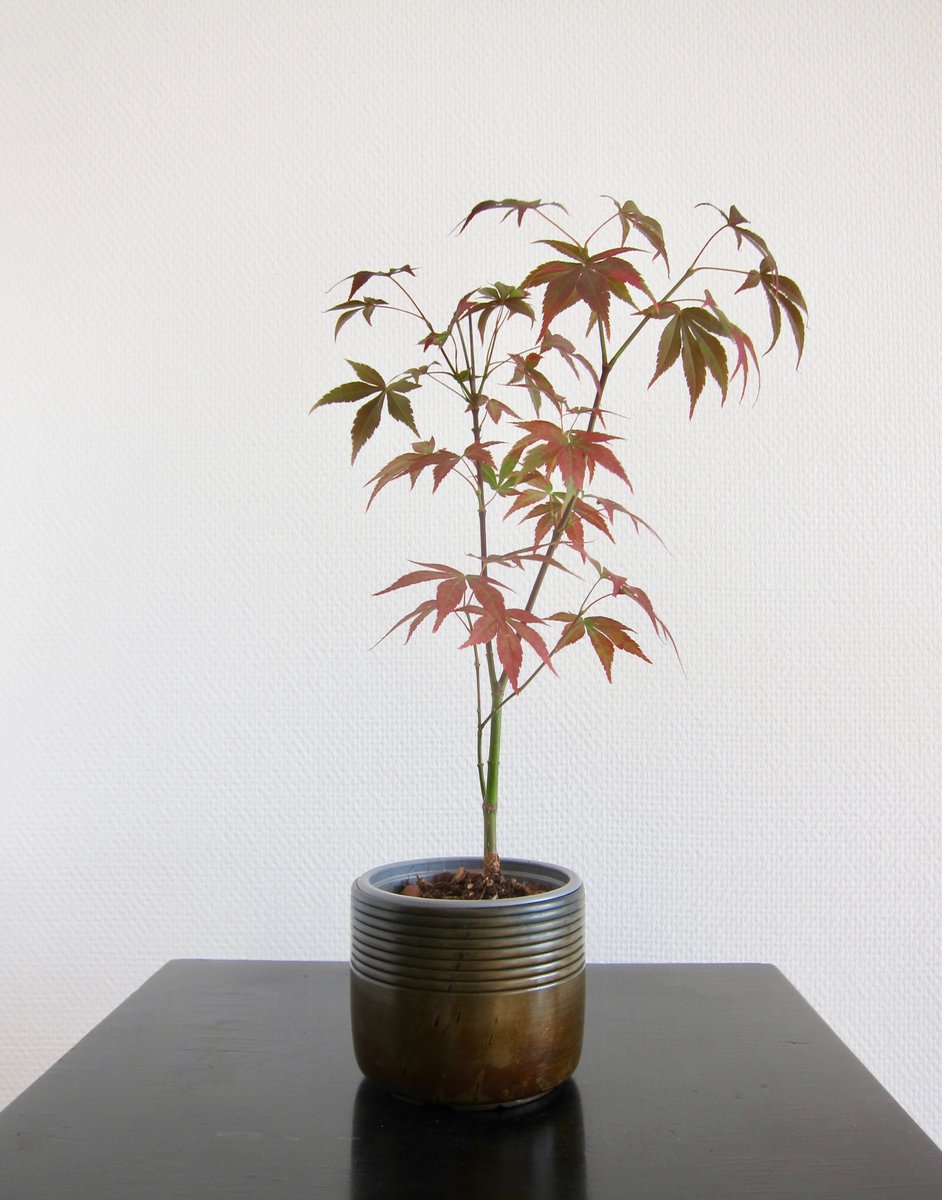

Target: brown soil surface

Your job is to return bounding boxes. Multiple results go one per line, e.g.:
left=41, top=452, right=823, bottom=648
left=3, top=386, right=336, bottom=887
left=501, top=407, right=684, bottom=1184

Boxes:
left=398, top=861, right=548, bottom=901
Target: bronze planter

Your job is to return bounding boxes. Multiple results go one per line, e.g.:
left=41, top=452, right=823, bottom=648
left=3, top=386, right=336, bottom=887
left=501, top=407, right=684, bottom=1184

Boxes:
left=350, top=857, right=585, bottom=1109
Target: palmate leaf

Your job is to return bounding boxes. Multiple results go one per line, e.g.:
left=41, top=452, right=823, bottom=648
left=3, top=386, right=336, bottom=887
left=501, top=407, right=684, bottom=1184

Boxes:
left=522, top=245, right=653, bottom=339
left=415, top=291, right=477, bottom=355
left=482, top=395, right=520, bottom=425
left=420, top=328, right=452, bottom=352
left=507, top=352, right=565, bottom=415
left=736, top=256, right=808, bottom=364
left=327, top=295, right=389, bottom=338
left=463, top=439, right=499, bottom=470
left=587, top=557, right=680, bottom=663
left=374, top=553, right=556, bottom=693
left=518, top=499, right=573, bottom=556
left=695, top=204, right=807, bottom=365
left=311, top=361, right=425, bottom=462
left=724, top=205, right=775, bottom=262
left=702, top=289, right=760, bottom=402
left=459, top=606, right=555, bottom=692
left=415, top=286, right=515, bottom=356
left=648, top=306, right=732, bottom=417
left=453, top=198, right=568, bottom=235
left=470, top=282, right=535, bottom=339
left=375, top=563, right=511, bottom=645
left=547, top=613, right=649, bottom=682
left=603, top=198, right=670, bottom=272
left=512, top=488, right=619, bottom=562
left=509, top=421, right=631, bottom=493
left=504, top=472, right=554, bottom=521
left=540, top=332, right=599, bottom=387
left=365, top=438, right=461, bottom=508
left=339, top=264, right=415, bottom=300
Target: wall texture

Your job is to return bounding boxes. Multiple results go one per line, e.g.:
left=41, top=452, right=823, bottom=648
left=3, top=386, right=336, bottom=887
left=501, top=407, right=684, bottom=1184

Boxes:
left=2, top=0, right=940, bottom=1146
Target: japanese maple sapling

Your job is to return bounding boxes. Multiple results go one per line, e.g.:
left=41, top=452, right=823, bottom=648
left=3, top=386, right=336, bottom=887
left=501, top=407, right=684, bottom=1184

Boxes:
left=313, top=198, right=806, bottom=891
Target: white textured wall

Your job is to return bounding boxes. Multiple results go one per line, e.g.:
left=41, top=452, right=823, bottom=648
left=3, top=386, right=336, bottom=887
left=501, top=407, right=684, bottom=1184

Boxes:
left=2, top=0, right=940, bottom=1146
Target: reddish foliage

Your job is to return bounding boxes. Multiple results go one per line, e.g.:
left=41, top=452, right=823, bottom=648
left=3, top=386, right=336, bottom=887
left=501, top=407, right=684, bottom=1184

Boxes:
left=313, top=196, right=805, bottom=861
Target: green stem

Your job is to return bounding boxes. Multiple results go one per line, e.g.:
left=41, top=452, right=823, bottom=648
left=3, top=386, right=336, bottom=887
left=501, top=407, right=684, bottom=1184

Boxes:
left=472, top=643, right=486, bottom=800
left=606, top=272, right=689, bottom=372
left=482, top=680, right=505, bottom=860
left=466, top=219, right=732, bottom=857
left=464, top=327, right=503, bottom=857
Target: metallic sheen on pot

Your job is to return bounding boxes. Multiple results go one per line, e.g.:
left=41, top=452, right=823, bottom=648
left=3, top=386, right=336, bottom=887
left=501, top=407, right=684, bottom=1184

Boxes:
left=350, top=858, right=585, bottom=1108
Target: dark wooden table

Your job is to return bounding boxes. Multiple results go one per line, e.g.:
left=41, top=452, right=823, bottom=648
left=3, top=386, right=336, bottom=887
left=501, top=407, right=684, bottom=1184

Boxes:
left=2, top=961, right=941, bottom=1198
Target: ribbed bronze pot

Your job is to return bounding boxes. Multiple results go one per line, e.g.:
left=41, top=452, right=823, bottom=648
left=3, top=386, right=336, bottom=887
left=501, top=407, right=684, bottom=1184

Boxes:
left=350, top=857, right=585, bottom=1109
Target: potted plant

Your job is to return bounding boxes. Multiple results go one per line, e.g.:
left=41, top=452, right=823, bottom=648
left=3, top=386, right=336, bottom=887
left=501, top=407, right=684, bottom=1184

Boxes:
left=314, top=196, right=806, bottom=1107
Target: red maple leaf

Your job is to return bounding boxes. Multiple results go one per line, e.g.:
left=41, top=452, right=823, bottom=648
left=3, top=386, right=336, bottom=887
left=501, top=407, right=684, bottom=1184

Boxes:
left=365, top=439, right=461, bottom=508
left=375, top=564, right=511, bottom=643
left=459, top=606, right=555, bottom=692
left=548, top=613, right=649, bottom=681
left=509, top=421, right=631, bottom=493
left=453, top=198, right=568, bottom=234
left=509, top=482, right=617, bottom=560
left=522, top=242, right=653, bottom=338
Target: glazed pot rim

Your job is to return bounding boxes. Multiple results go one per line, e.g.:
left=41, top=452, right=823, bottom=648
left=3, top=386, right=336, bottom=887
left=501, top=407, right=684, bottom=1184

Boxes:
left=353, top=857, right=583, bottom=910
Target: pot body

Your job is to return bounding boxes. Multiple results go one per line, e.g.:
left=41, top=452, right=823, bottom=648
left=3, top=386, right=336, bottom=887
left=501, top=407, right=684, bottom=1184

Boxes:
left=350, top=857, right=585, bottom=1108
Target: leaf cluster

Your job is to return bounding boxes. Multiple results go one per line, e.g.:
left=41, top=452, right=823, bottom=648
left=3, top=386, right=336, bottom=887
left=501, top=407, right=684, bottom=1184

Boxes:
left=313, top=196, right=806, bottom=696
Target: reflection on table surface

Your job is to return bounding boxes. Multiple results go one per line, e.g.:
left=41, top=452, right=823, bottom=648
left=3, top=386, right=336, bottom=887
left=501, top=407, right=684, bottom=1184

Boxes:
left=350, top=1078, right=586, bottom=1200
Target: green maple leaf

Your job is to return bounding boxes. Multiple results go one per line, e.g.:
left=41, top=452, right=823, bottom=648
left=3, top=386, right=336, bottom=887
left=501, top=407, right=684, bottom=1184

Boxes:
left=648, top=306, right=731, bottom=417
left=311, top=361, right=423, bottom=461
left=326, top=295, right=388, bottom=338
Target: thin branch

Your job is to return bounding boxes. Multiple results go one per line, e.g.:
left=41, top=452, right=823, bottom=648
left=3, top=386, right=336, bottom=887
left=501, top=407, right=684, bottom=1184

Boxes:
left=691, top=265, right=754, bottom=277
left=390, top=276, right=436, bottom=333
left=584, top=210, right=621, bottom=247
left=533, top=207, right=580, bottom=243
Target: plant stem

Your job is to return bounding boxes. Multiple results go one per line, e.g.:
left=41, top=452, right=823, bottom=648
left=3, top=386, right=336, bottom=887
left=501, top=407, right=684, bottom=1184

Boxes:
left=400, top=216, right=731, bottom=867
left=464, top=321, right=504, bottom=860
left=534, top=207, right=580, bottom=243
left=482, top=680, right=505, bottom=860
left=472, top=643, right=486, bottom=800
